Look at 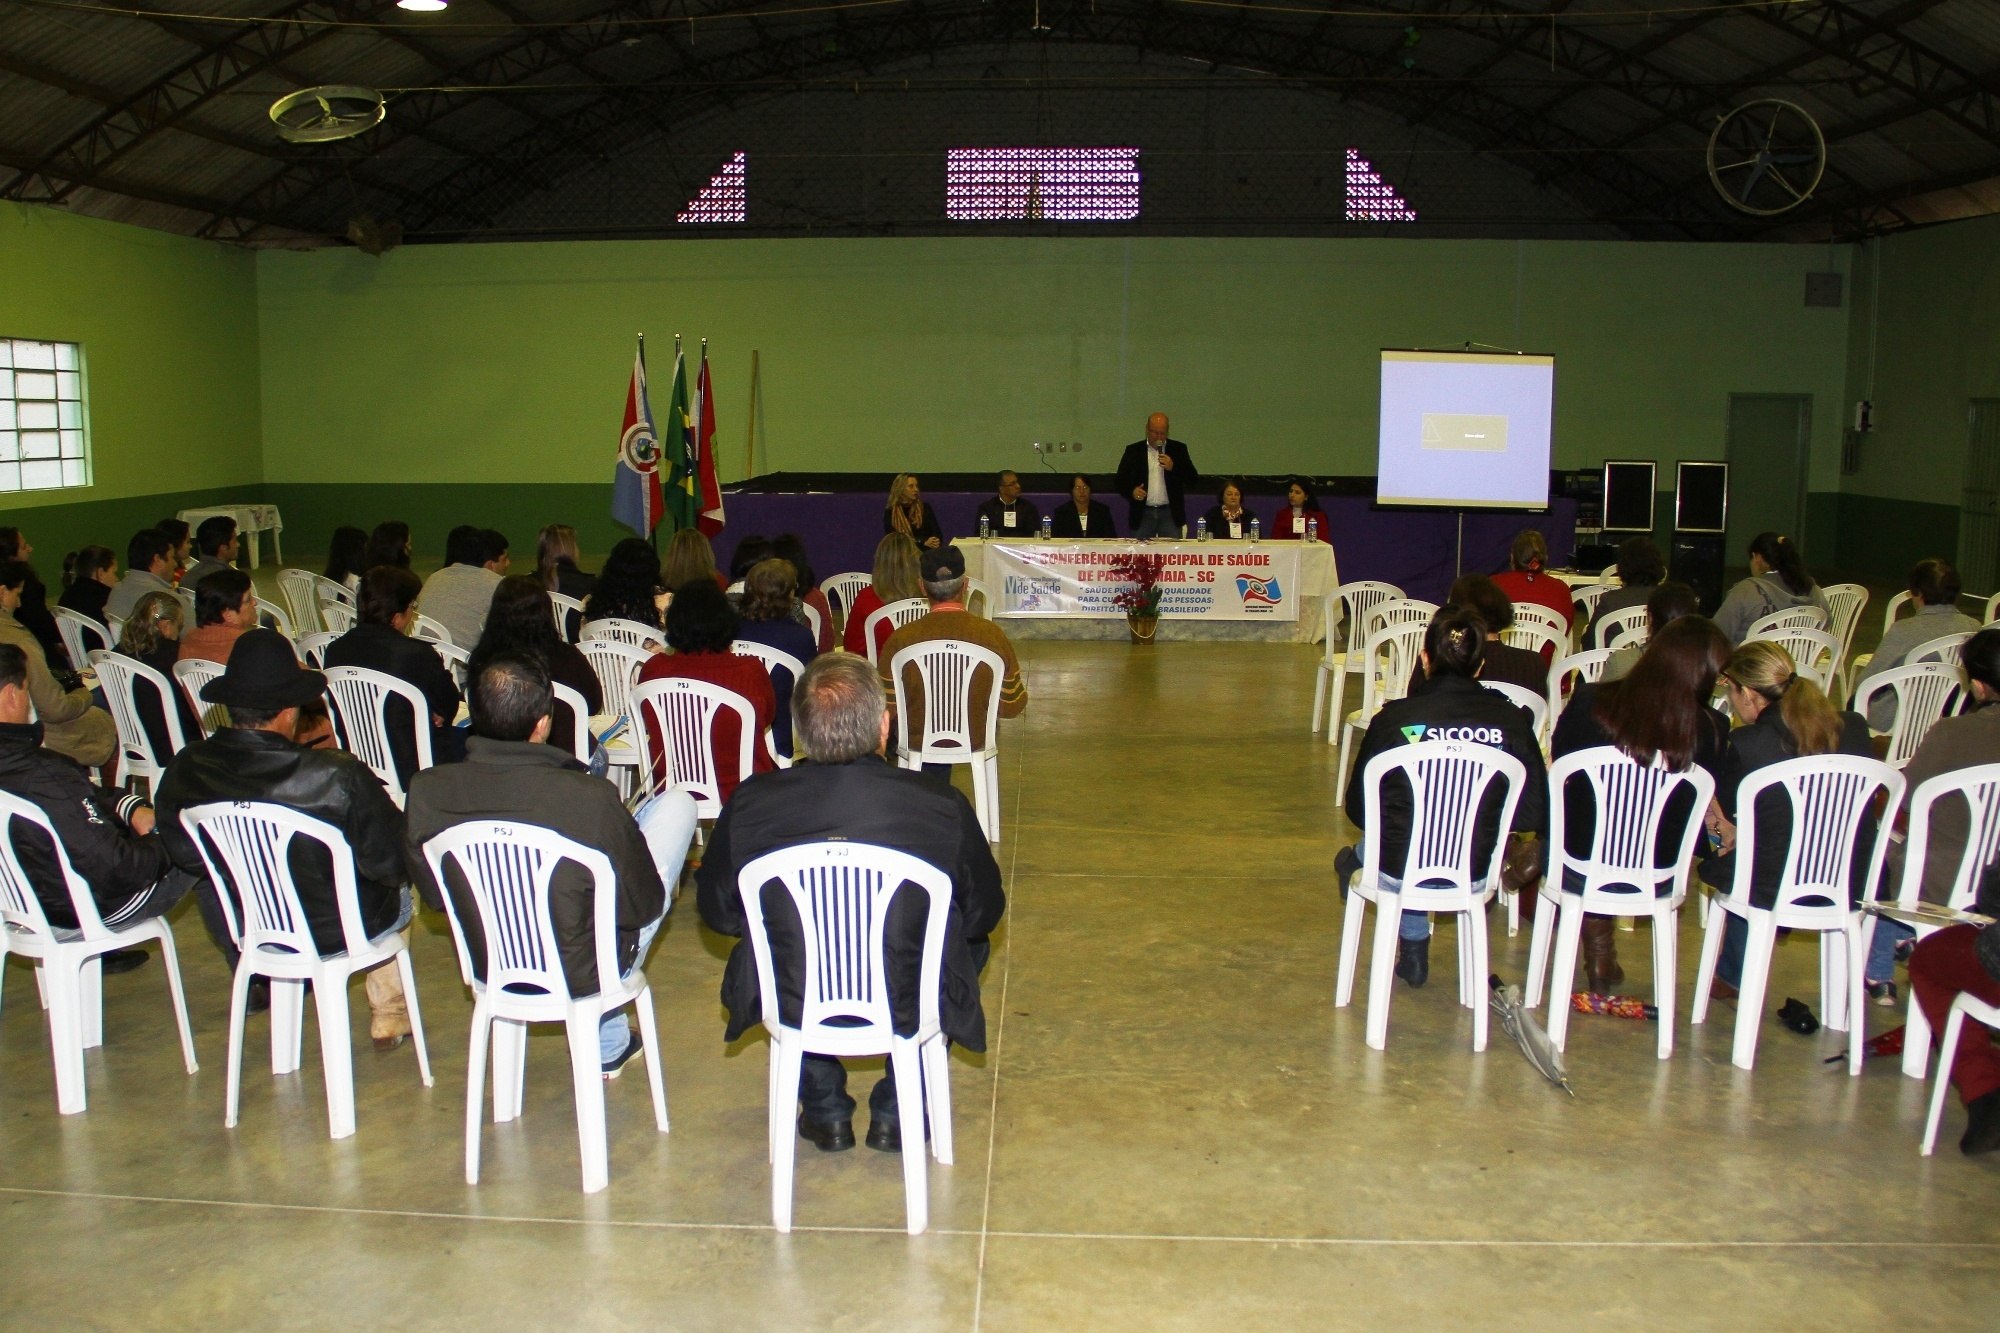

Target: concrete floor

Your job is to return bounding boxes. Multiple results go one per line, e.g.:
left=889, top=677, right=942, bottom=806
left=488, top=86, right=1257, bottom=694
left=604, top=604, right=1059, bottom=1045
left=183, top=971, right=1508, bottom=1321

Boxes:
left=4, top=623, right=1997, bottom=1329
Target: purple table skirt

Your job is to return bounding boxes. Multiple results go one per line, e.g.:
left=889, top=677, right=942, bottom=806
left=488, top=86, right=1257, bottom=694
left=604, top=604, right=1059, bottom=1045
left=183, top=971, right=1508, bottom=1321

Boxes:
left=715, top=491, right=1575, bottom=606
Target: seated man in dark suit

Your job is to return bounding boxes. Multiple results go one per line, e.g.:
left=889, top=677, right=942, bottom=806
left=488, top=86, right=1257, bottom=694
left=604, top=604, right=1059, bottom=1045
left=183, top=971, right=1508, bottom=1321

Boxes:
left=326, top=565, right=467, bottom=779
left=696, top=653, right=1005, bottom=1154
left=974, top=469, right=1040, bottom=539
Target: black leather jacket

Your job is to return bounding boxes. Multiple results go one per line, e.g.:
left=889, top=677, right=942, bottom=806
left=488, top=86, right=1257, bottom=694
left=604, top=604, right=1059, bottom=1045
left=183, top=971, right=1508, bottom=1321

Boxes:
left=0, top=720, right=168, bottom=927
left=154, top=727, right=409, bottom=955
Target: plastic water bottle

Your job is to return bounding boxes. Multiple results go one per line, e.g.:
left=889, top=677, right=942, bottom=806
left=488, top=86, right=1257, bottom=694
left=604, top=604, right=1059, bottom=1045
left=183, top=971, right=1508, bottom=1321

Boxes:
left=1249, top=516, right=1261, bottom=544
left=1041, top=514, right=1053, bottom=539
left=1306, top=516, right=1319, bottom=544
left=979, top=514, right=990, bottom=539
left=1195, top=516, right=1208, bottom=542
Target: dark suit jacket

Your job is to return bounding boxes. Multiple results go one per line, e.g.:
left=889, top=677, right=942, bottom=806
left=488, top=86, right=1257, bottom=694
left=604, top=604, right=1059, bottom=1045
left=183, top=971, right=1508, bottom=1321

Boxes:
left=975, top=498, right=1041, bottom=537
left=1049, top=501, right=1116, bottom=539
left=1115, top=439, right=1200, bottom=528
left=1198, top=505, right=1258, bottom=540
left=696, top=756, right=1005, bottom=1049
left=324, top=623, right=465, bottom=784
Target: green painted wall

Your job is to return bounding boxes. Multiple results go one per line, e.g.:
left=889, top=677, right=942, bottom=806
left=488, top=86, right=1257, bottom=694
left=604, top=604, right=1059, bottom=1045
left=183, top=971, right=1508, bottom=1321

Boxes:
left=0, top=203, right=263, bottom=561
left=255, top=236, right=1853, bottom=516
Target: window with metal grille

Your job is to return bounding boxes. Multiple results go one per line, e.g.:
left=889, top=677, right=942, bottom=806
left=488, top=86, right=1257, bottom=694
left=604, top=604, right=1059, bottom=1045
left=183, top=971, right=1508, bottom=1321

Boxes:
left=0, top=339, right=88, bottom=493
left=946, top=148, right=1141, bottom=221
left=1345, top=149, right=1417, bottom=223
left=677, top=152, right=747, bottom=224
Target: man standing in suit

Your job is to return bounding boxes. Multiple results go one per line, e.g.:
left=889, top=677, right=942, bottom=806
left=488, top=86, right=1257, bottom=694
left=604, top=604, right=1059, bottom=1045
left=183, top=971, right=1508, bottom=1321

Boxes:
left=1115, top=412, right=1199, bottom=539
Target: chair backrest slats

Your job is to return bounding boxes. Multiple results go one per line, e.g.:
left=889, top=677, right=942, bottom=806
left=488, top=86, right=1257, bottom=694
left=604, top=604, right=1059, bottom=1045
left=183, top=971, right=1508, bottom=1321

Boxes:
left=323, top=666, right=433, bottom=807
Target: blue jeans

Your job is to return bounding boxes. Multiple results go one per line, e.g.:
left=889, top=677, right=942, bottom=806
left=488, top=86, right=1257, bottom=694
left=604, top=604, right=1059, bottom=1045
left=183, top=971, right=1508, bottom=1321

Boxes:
left=1350, top=840, right=1470, bottom=942
left=1133, top=506, right=1179, bottom=539
left=1866, top=918, right=1915, bottom=984
left=595, top=798, right=691, bottom=1061
left=597, top=915, right=664, bottom=1062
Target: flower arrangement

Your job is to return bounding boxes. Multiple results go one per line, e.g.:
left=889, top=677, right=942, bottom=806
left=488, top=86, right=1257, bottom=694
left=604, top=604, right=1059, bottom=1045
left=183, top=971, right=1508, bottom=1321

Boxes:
left=1108, top=551, right=1167, bottom=619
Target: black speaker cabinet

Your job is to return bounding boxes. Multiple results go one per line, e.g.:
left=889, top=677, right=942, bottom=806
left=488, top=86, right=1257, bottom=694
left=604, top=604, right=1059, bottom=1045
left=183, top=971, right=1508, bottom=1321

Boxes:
left=1671, top=535, right=1726, bottom=615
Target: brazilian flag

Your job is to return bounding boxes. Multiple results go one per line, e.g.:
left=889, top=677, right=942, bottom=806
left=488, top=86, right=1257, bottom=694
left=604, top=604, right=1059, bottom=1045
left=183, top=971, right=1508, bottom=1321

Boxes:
left=662, top=345, right=698, bottom=533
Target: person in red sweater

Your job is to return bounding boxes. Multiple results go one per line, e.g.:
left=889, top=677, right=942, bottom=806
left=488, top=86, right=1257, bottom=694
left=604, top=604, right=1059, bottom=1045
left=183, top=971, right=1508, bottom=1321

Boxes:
left=1267, top=477, right=1330, bottom=542
left=841, top=532, right=924, bottom=659
left=1490, top=529, right=1574, bottom=637
left=636, top=579, right=775, bottom=804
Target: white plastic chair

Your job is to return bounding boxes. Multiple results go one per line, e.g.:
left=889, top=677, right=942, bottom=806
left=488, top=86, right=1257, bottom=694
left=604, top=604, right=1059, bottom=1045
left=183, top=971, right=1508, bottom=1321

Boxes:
left=179, top=801, right=432, bottom=1141
left=296, top=629, right=340, bottom=670
left=257, top=597, right=296, bottom=641
left=324, top=665, right=434, bottom=808
left=1923, top=994, right=2000, bottom=1156
left=1746, top=626, right=1841, bottom=693
left=0, top=790, right=199, bottom=1114
left=1499, top=620, right=1566, bottom=660
left=1746, top=606, right=1829, bottom=638
left=629, top=676, right=758, bottom=819
left=1569, top=583, right=1610, bottom=621
left=52, top=605, right=111, bottom=669
left=1334, top=740, right=1525, bottom=1051
left=730, top=640, right=805, bottom=770
left=549, top=681, right=593, bottom=763
left=962, top=577, right=995, bottom=620
left=176, top=587, right=197, bottom=622
left=1910, top=631, right=1974, bottom=666
left=1524, top=748, right=1714, bottom=1058
left=582, top=617, right=667, bottom=652
left=88, top=650, right=187, bottom=795
left=423, top=800, right=693, bottom=1194
left=737, top=841, right=956, bottom=1234
left=430, top=640, right=471, bottom=692
left=862, top=598, right=931, bottom=667
left=1859, top=764, right=2000, bottom=1080
left=888, top=639, right=1005, bottom=842
left=1482, top=680, right=1548, bottom=745
left=1512, top=603, right=1568, bottom=640
left=1599, top=563, right=1620, bottom=582
left=725, top=579, right=746, bottom=597
left=319, top=600, right=355, bottom=634
left=1597, top=606, right=1650, bottom=652
left=170, top=657, right=226, bottom=738
left=1365, top=597, right=1439, bottom=636
left=315, top=575, right=355, bottom=617
left=1881, top=589, right=1913, bottom=637
left=1853, top=662, right=1964, bottom=768
left=1690, top=755, right=1903, bottom=1073
left=821, top=572, right=872, bottom=621
left=1313, top=581, right=1403, bottom=738
left=1987, top=590, right=1999, bottom=624
left=580, top=639, right=650, bottom=721
left=410, top=613, right=453, bottom=646
left=1548, top=647, right=1618, bottom=726
left=1333, top=620, right=1430, bottom=806
left=798, top=599, right=825, bottom=644
left=550, top=591, right=586, bottom=642
left=1823, top=583, right=1868, bottom=696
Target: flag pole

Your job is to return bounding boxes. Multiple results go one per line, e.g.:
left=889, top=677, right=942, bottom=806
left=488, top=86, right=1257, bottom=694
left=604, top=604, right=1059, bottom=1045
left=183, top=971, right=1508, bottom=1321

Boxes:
left=745, top=350, right=760, bottom=479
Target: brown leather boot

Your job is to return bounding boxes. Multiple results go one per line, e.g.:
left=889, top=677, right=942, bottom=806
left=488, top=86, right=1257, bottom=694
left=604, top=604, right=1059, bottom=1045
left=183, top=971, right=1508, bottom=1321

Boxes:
left=1582, top=915, right=1624, bottom=992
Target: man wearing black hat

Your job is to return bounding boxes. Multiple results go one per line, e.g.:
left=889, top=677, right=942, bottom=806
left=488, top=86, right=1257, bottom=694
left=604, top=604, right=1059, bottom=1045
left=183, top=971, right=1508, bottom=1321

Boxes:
left=154, top=630, right=416, bottom=1045
left=878, top=543, right=1027, bottom=763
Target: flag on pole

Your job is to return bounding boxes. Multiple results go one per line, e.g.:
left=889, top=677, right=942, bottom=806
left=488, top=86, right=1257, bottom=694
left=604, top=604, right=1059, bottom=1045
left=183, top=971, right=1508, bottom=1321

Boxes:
left=693, top=345, right=726, bottom=537
left=662, top=343, right=698, bottom=533
left=612, top=338, right=664, bottom=537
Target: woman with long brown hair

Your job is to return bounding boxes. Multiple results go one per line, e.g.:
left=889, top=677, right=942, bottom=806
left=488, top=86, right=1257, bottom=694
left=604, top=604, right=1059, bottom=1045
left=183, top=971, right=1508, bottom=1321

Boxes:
left=660, top=526, right=725, bottom=592
left=534, top=523, right=595, bottom=601
left=842, top=532, right=923, bottom=658
left=883, top=473, right=944, bottom=550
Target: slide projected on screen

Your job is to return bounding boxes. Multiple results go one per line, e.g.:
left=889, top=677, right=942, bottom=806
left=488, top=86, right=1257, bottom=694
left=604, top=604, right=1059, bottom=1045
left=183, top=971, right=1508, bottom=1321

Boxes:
left=1377, top=350, right=1555, bottom=508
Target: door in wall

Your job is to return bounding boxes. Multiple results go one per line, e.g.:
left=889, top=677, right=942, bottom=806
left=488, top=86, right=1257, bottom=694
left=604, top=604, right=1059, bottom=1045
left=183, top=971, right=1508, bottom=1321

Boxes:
left=1725, top=394, right=1811, bottom=557
left=1962, top=399, right=2000, bottom=601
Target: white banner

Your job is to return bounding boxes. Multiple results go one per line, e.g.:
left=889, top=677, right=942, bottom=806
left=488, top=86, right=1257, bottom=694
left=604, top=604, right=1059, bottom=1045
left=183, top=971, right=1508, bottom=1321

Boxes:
left=988, top=543, right=1303, bottom=621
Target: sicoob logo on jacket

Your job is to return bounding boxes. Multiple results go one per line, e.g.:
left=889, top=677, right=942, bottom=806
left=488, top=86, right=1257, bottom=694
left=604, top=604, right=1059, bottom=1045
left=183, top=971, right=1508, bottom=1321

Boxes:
left=1400, top=724, right=1505, bottom=745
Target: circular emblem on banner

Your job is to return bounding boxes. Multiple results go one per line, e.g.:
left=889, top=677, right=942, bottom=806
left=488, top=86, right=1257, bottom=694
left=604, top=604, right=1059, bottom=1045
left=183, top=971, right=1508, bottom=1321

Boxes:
left=621, top=421, right=661, bottom=474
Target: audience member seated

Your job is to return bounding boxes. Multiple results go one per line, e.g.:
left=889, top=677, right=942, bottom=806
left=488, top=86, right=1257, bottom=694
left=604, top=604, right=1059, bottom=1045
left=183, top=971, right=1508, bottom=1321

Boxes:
left=636, top=579, right=775, bottom=802
left=117, top=591, right=200, bottom=762
left=1853, top=557, right=1982, bottom=731
left=57, top=545, right=118, bottom=625
left=179, top=569, right=259, bottom=665
left=1268, top=477, right=1330, bottom=542
left=1338, top=609, right=1548, bottom=988
left=885, top=472, right=945, bottom=550
left=586, top=537, right=668, bottom=634
left=467, top=576, right=602, bottom=750
left=771, top=533, right=836, bottom=654
left=0, top=642, right=186, bottom=976
left=1050, top=473, right=1116, bottom=539
left=880, top=544, right=1028, bottom=766
left=363, top=519, right=413, bottom=572
left=734, top=558, right=820, bottom=759
left=1862, top=628, right=2000, bottom=1003
left=323, top=525, right=369, bottom=592
left=1548, top=617, right=1732, bottom=985
left=181, top=515, right=239, bottom=592
left=1601, top=581, right=1701, bottom=683
left=1197, top=479, right=1257, bottom=541
left=1713, top=530, right=1831, bottom=644
left=1907, top=863, right=2000, bottom=1155
left=976, top=469, right=1041, bottom=539
left=406, top=653, right=676, bottom=1077
left=419, top=525, right=508, bottom=648
left=1491, top=529, right=1573, bottom=635
left=1699, top=640, right=1873, bottom=998
left=1429, top=574, right=1552, bottom=691
left=727, top=534, right=774, bottom=588
left=156, top=631, right=415, bottom=1041
left=0, top=527, right=66, bottom=668
left=661, top=527, right=726, bottom=595
left=536, top=523, right=595, bottom=602
left=154, top=517, right=191, bottom=582
left=1584, top=535, right=1665, bottom=648
left=107, top=529, right=178, bottom=622
left=0, top=559, right=117, bottom=771
left=326, top=565, right=467, bottom=779
left=696, top=653, right=1006, bottom=1154
left=842, top=533, right=923, bottom=659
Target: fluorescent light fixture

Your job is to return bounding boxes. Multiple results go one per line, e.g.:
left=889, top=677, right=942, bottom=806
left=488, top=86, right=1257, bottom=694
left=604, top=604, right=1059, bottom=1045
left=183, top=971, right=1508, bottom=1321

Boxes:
left=397, top=0, right=448, bottom=11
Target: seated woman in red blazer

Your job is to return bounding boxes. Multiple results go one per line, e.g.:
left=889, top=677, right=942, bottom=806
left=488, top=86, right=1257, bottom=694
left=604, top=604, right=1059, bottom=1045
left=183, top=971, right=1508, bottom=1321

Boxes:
left=1268, top=477, right=1330, bottom=542
left=636, top=579, right=775, bottom=803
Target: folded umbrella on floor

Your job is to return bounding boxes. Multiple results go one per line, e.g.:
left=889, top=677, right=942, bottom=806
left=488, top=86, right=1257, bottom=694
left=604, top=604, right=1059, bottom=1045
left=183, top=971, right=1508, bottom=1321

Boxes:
left=1571, top=991, right=1658, bottom=1020
left=1490, top=975, right=1575, bottom=1097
